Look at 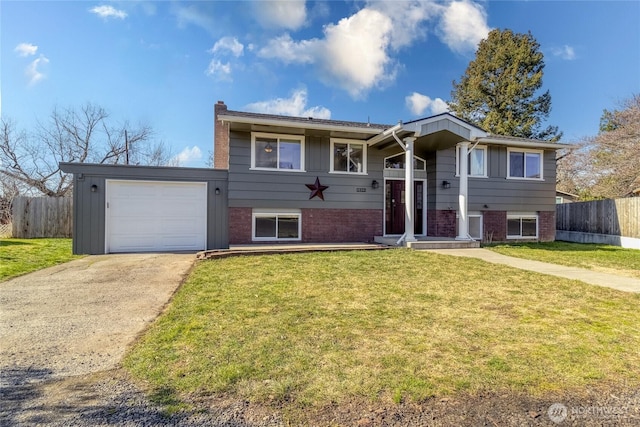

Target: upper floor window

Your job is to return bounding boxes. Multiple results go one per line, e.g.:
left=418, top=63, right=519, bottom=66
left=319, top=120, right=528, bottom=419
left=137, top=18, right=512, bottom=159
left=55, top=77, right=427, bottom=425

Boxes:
left=331, top=139, right=366, bottom=174
left=384, top=153, right=426, bottom=170
left=251, top=132, right=305, bottom=171
left=456, top=144, right=487, bottom=177
left=508, top=148, right=542, bottom=180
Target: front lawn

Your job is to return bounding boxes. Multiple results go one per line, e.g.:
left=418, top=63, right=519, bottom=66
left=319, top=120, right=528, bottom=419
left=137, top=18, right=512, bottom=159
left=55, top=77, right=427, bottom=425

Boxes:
left=0, top=238, right=81, bottom=281
left=487, top=241, right=640, bottom=279
left=125, top=250, right=640, bottom=418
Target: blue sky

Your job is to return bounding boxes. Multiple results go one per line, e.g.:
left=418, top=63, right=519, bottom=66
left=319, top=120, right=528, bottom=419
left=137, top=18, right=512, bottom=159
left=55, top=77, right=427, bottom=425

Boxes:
left=2, top=1, right=639, bottom=167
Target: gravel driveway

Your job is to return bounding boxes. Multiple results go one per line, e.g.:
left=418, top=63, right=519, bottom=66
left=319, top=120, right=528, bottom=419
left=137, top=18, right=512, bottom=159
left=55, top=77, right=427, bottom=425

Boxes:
left=0, top=253, right=196, bottom=425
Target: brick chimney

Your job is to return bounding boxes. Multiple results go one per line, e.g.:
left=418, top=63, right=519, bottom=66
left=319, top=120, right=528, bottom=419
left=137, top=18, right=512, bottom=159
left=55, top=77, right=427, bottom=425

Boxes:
left=213, top=100, right=229, bottom=169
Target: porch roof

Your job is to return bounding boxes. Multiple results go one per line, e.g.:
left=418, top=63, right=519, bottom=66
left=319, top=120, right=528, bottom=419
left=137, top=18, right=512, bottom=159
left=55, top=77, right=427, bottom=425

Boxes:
left=367, top=113, right=570, bottom=151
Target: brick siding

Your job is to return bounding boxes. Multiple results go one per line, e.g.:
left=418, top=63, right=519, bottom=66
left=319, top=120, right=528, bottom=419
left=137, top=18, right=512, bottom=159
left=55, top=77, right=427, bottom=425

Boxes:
left=483, top=210, right=507, bottom=242
left=228, top=207, right=252, bottom=244
left=213, top=101, right=229, bottom=170
left=229, top=207, right=382, bottom=244
left=302, top=209, right=382, bottom=243
left=426, top=209, right=456, bottom=238
left=538, top=210, right=556, bottom=242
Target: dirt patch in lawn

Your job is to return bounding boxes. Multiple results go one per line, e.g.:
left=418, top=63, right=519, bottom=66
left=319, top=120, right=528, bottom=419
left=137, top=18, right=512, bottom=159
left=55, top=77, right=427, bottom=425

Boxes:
left=8, top=369, right=637, bottom=426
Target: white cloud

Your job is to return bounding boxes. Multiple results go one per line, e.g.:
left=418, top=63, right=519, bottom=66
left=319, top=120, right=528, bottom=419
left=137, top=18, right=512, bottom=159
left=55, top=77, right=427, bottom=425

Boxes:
left=256, top=1, right=489, bottom=98
left=366, top=0, right=438, bottom=50
left=174, top=4, right=214, bottom=33
left=90, top=5, right=128, bottom=19
left=438, top=0, right=490, bottom=54
left=552, top=45, right=576, bottom=60
left=26, top=55, right=49, bottom=86
left=259, top=8, right=395, bottom=98
left=254, top=0, right=307, bottom=30
left=210, top=37, right=244, bottom=57
left=15, top=43, right=38, bottom=57
left=258, top=33, right=317, bottom=64
left=244, top=88, right=331, bottom=119
left=206, top=60, right=232, bottom=80
left=405, top=92, right=449, bottom=116
left=173, top=146, right=203, bottom=166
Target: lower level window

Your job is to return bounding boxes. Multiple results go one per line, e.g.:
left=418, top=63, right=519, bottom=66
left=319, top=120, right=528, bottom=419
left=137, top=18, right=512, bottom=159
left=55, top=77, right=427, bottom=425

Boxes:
left=253, top=210, right=301, bottom=241
left=507, top=214, right=538, bottom=239
left=468, top=214, right=483, bottom=240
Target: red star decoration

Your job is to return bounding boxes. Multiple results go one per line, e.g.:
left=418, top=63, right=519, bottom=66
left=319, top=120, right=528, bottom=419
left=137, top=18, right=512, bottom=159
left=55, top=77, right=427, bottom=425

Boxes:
left=306, top=177, right=329, bottom=201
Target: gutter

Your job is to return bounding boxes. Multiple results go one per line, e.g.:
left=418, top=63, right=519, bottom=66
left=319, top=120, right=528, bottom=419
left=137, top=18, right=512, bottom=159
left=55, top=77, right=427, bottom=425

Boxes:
left=476, top=136, right=574, bottom=150
left=218, top=114, right=384, bottom=135
left=367, top=121, right=404, bottom=146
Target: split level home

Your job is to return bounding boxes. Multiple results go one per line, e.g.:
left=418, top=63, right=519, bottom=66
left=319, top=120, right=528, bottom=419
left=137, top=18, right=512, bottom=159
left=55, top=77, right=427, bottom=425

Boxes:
left=60, top=101, right=565, bottom=254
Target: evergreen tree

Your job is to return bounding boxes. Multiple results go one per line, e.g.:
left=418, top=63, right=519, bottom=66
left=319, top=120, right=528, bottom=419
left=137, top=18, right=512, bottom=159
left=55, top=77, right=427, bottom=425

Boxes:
left=449, top=29, right=561, bottom=141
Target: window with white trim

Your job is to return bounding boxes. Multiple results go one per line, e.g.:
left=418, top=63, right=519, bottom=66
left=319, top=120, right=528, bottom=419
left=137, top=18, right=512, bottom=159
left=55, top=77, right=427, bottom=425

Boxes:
left=251, top=133, right=304, bottom=171
left=456, top=144, right=487, bottom=177
left=507, top=148, right=542, bottom=179
left=384, top=153, right=426, bottom=170
left=507, top=214, right=538, bottom=239
left=331, top=139, right=366, bottom=174
left=252, top=210, right=301, bottom=241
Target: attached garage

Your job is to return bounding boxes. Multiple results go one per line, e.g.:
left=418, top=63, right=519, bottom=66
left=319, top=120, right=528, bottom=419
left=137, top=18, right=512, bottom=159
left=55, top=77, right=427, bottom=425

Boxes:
left=106, top=180, right=207, bottom=253
left=59, top=163, right=228, bottom=255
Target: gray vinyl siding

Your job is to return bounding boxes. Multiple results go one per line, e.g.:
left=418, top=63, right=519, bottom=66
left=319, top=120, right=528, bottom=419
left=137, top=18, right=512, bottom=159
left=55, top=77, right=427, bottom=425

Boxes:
left=59, top=163, right=228, bottom=254
left=228, top=129, right=557, bottom=215
left=432, top=147, right=557, bottom=212
left=228, top=131, right=384, bottom=209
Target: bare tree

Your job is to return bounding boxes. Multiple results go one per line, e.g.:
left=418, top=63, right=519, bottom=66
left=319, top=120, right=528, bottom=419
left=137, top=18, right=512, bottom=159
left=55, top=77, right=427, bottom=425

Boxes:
left=0, top=103, right=172, bottom=197
left=557, top=94, right=640, bottom=199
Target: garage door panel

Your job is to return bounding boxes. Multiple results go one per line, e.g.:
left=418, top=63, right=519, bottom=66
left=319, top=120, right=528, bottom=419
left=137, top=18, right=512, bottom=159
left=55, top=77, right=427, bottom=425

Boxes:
left=106, top=181, right=207, bottom=253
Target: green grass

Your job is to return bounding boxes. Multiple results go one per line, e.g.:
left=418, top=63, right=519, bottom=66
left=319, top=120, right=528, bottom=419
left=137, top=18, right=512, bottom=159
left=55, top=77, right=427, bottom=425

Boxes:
left=125, top=249, right=640, bottom=416
left=487, top=241, right=640, bottom=279
left=0, top=238, right=81, bottom=281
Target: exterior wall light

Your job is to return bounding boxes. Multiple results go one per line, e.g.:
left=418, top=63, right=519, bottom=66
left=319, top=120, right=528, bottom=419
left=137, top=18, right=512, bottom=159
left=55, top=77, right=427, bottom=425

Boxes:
left=215, top=187, right=221, bottom=195
left=442, top=180, right=451, bottom=189
left=371, top=180, right=379, bottom=189
left=90, top=184, right=98, bottom=193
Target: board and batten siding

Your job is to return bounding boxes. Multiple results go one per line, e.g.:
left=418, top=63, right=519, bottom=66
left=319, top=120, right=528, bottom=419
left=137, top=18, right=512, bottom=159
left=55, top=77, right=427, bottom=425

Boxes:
left=59, top=163, right=228, bottom=254
left=228, top=131, right=385, bottom=210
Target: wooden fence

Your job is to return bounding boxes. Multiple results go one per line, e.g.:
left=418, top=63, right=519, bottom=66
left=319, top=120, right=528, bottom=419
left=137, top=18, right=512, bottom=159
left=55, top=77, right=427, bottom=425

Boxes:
left=11, top=196, right=73, bottom=238
left=556, top=198, right=640, bottom=239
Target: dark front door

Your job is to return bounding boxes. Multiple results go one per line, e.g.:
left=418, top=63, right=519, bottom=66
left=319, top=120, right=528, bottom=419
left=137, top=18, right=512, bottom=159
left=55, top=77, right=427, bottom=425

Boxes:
left=385, top=180, right=424, bottom=235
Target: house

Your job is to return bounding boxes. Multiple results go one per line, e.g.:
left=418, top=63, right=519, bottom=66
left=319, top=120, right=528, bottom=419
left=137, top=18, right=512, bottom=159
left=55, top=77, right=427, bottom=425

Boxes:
left=60, top=101, right=566, bottom=254
left=556, top=190, right=579, bottom=204
left=215, top=101, right=561, bottom=247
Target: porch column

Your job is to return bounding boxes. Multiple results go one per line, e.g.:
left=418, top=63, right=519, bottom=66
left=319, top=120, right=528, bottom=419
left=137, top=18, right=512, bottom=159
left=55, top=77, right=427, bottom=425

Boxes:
left=404, top=136, right=417, bottom=243
left=456, top=141, right=470, bottom=240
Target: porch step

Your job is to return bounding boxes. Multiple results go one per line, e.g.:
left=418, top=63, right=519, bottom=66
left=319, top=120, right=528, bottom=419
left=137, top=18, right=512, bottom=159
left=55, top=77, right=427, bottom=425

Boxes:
left=407, top=240, right=480, bottom=250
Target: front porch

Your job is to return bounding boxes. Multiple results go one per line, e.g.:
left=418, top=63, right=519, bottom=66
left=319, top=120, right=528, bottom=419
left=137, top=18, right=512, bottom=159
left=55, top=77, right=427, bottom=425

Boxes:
left=374, top=235, right=480, bottom=249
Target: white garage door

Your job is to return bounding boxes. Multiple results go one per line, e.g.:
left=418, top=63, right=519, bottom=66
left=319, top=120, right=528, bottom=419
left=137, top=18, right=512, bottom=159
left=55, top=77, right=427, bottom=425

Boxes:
left=106, top=180, right=207, bottom=253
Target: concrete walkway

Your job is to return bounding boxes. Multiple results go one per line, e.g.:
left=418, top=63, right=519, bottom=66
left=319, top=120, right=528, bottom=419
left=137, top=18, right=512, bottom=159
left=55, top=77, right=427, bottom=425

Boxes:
left=427, top=248, right=640, bottom=293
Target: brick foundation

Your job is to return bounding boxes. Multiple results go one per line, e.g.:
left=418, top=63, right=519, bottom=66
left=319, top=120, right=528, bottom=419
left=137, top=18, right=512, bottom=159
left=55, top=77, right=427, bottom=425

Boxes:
left=228, top=207, right=383, bottom=244
left=538, top=211, right=555, bottom=242
left=483, top=210, right=507, bottom=242
left=427, top=210, right=456, bottom=238
left=302, top=209, right=382, bottom=243
left=228, top=207, right=253, bottom=244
